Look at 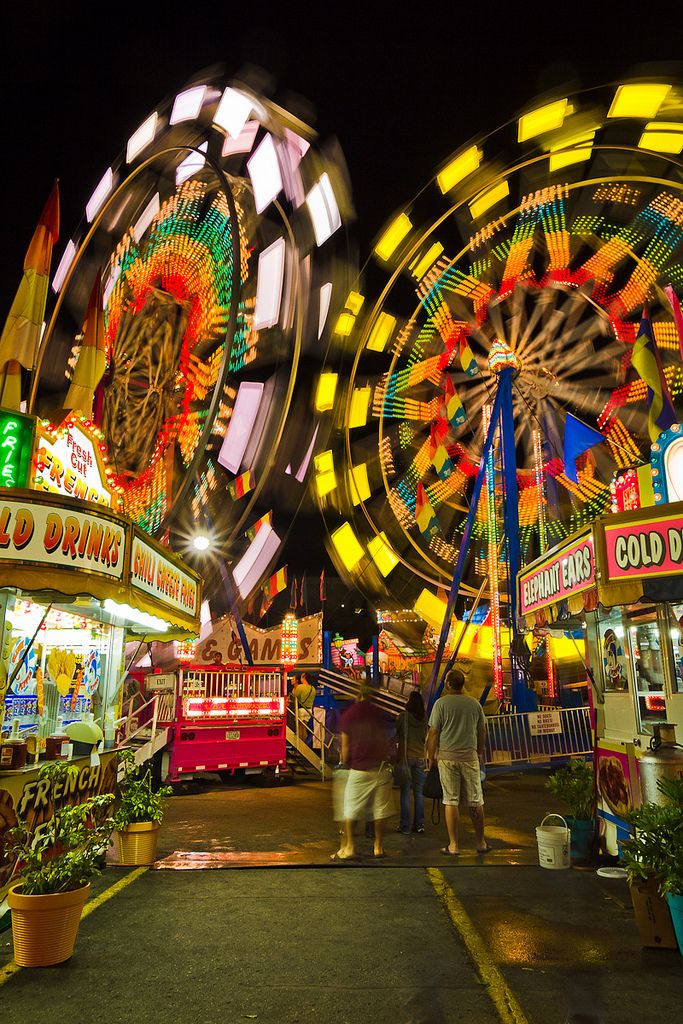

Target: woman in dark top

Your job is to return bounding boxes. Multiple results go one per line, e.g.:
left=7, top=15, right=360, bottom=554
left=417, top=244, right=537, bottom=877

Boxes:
left=395, top=690, right=428, bottom=834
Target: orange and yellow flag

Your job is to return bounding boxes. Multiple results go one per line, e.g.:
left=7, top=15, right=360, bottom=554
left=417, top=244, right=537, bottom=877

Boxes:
left=65, top=272, right=106, bottom=416
left=0, top=183, right=60, bottom=409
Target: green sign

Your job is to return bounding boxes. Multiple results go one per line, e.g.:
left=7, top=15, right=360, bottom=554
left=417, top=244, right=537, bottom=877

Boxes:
left=0, top=410, right=35, bottom=489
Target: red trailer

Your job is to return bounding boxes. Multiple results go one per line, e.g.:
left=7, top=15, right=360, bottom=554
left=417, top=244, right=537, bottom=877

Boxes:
left=145, top=664, right=287, bottom=783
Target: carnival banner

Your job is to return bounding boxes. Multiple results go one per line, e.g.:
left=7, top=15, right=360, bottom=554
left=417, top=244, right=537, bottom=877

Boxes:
left=130, top=533, right=198, bottom=619
left=194, top=613, right=322, bottom=666
left=519, top=532, right=595, bottom=616
left=0, top=495, right=125, bottom=579
left=602, top=507, right=683, bottom=582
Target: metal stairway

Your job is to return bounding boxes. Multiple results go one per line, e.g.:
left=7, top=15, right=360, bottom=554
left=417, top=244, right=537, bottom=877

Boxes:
left=316, top=668, right=409, bottom=717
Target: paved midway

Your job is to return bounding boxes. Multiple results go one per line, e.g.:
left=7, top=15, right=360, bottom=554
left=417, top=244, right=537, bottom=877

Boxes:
left=1, top=771, right=680, bottom=1023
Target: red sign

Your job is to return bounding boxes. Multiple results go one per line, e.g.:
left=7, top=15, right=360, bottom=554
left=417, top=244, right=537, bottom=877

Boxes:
left=519, top=533, right=595, bottom=616
left=603, top=511, right=683, bottom=582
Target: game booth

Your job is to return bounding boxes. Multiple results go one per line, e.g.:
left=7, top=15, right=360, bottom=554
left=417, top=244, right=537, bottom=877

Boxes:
left=519, top=499, right=683, bottom=855
left=0, top=410, right=201, bottom=908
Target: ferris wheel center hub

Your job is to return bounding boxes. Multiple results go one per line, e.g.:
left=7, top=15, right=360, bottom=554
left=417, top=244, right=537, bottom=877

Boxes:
left=488, top=340, right=520, bottom=376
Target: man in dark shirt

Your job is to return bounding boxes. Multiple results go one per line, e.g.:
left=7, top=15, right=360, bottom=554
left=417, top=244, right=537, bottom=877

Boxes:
left=332, top=686, right=394, bottom=860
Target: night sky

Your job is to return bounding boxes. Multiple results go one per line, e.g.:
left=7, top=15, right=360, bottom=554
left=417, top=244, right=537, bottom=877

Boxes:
left=1, top=1, right=680, bottom=624
left=3, top=2, right=679, bottom=306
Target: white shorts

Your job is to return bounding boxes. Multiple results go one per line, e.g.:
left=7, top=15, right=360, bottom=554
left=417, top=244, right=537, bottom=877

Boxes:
left=342, top=766, right=394, bottom=821
left=438, top=759, right=483, bottom=807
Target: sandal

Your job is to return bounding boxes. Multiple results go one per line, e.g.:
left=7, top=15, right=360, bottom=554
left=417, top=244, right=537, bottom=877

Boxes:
left=476, top=842, right=493, bottom=854
left=330, top=851, right=356, bottom=862
left=440, top=846, right=459, bottom=856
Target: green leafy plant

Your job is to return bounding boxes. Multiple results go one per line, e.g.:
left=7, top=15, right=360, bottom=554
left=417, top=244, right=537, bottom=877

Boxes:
left=113, top=749, right=172, bottom=829
left=545, top=758, right=594, bottom=821
left=621, top=777, right=683, bottom=897
left=6, top=761, right=114, bottom=896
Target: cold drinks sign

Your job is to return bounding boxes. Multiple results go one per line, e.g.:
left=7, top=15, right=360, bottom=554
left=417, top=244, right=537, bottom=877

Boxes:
left=603, top=508, right=683, bottom=582
left=519, top=532, right=595, bottom=616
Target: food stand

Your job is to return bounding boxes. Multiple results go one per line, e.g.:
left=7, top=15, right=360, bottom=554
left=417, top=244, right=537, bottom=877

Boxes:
left=1, top=412, right=201, bottom=909
left=518, top=504, right=683, bottom=855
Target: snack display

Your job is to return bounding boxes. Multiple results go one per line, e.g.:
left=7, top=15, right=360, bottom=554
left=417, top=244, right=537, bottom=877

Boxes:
left=598, top=755, right=631, bottom=818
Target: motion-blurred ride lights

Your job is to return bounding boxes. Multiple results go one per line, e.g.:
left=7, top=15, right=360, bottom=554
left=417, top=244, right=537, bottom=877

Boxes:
left=170, top=87, right=207, bottom=125
left=314, top=450, right=337, bottom=497
left=469, top=181, right=509, bottom=221
left=607, top=83, right=671, bottom=119
left=517, top=98, right=569, bottom=142
left=349, top=388, right=371, bottom=428
left=183, top=696, right=284, bottom=718
left=247, top=134, right=283, bottom=213
left=374, top=213, right=412, bottom=262
left=437, top=146, right=482, bottom=194
left=126, top=112, right=159, bottom=163
left=331, top=522, right=364, bottom=571
left=366, top=312, right=396, bottom=352
left=86, top=168, right=114, bottom=223
left=413, top=589, right=448, bottom=629
left=368, top=533, right=398, bottom=577
left=638, top=122, right=683, bottom=154
left=315, top=373, right=338, bottom=412
left=213, top=87, right=255, bottom=138
left=306, top=173, right=342, bottom=245
left=350, top=463, right=371, bottom=504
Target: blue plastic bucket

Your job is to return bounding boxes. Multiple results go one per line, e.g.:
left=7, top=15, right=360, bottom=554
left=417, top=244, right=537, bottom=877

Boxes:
left=666, top=893, right=683, bottom=955
left=567, top=818, right=594, bottom=862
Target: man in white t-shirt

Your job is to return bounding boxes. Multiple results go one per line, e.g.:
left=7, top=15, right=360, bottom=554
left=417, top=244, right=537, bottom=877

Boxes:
left=426, top=667, right=490, bottom=855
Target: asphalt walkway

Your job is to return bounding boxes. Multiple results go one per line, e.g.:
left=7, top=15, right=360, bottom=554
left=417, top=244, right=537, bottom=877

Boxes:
left=1, top=770, right=681, bottom=1024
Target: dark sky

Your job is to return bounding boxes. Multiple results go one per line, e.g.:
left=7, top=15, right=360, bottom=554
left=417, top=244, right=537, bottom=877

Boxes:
left=1, top=2, right=680, bottom=623
left=2, top=1, right=680, bottom=311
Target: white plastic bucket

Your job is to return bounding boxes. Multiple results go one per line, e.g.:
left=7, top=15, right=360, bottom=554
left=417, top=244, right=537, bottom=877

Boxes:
left=536, top=813, right=570, bottom=870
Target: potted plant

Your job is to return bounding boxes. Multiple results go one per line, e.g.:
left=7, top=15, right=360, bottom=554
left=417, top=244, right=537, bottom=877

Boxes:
left=545, top=758, right=595, bottom=862
left=113, top=749, right=172, bottom=866
left=6, top=761, right=114, bottom=966
left=622, top=777, right=683, bottom=952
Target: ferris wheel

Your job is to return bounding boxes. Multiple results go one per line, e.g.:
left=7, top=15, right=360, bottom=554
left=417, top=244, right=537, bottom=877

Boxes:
left=318, top=78, right=683, bottom=617
left=31, top=70, right=352, bottom=606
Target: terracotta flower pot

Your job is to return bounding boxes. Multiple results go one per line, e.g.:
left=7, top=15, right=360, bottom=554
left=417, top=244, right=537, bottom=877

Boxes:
left=115, top=821, right=160, bottom=865
left=8, top=882, right=90, bottom=967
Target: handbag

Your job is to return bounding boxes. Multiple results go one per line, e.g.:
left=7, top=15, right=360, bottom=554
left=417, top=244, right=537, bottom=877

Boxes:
left=423, top=763, right=443, bottom=800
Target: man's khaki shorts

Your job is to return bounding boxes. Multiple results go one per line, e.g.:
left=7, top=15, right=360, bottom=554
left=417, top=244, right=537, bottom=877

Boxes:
left=343, top=766, right=394, bottom=821
left=437, top=759, right=483, bottom=806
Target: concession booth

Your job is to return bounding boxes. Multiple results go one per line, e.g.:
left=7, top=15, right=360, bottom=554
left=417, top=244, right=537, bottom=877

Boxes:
left=518, top=502, right=683, bottom=855
left=0, top=410, right=201, bottom=908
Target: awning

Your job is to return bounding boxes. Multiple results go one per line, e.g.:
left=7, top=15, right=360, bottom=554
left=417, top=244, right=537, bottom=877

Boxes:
left=0, top=490, right=201, bottom=639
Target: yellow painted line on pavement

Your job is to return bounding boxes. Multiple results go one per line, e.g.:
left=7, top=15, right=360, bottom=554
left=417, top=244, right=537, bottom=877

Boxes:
left=427, top=867, right=530, bottom=1024
left=0, top=867, right=148, bottom=987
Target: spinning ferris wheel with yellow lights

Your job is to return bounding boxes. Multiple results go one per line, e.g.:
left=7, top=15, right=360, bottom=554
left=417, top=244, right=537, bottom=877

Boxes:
left=316, top=78, right=683, bottom=695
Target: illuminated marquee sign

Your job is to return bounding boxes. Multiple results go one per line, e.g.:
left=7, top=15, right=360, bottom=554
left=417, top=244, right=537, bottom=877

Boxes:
left=518, top=532, right=595, bottom=616
left=33, top=418, right=114, bottom=507
left=0, top=411, right=35, bottom=489
left=602, top=505, right=683, bottom=583
left=0, top=496, right=125, bottom=580
left=130, top=534, right=198, bottom=618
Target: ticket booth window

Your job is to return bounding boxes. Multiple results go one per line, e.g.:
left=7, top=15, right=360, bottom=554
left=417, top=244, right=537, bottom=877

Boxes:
left=666, top=603, right=683, bottom=695
left=624, top=608, right=667, bottom=732
left=597, top=608, right=629, bottom=693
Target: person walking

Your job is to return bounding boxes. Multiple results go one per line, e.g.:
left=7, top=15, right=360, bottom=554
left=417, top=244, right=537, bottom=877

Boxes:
left=290, top=672, right=316, bottom=742
left=332, top=684, right=394, bottom=860
left=395, top=691, right=428, bottom=834
left=426, top=667, right=490, bottom=855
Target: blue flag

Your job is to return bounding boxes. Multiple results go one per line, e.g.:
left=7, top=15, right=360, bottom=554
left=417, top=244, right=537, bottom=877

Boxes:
left=563, top=413, right=605, bottom=483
